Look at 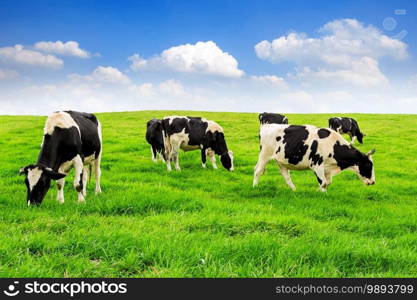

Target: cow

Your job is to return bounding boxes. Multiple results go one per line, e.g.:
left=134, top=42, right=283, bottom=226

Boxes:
left=328, top=117, right=364, bottom=144
left=259, top=113, right=288, bottom=125
left=253, top=124, right=375, bottom=192
left=161, top=116, right=234, bottom=171
left=146, top=119, right=165, bottom=162
left=19, top=110, right=102, bottom=205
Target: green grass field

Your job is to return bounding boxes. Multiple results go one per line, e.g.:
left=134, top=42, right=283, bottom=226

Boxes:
left=0, top=111, right=416, bottom=277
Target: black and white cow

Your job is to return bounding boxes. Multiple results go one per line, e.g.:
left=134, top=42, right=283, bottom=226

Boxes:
left=328, top=117, right=364, bottom=144
left=19, top=111, right=102, bottom=205
left=253, top=124, right=375, bottom=191
left=146, top=119, right=165, bottom=162
left=161, top=116, right=234, bottom=171
left=259, top=113, right=288, bottom=125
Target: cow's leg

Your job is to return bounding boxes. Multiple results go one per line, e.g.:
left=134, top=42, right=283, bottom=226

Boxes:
left=94, top=156, right=102, bottom=195
left=314, top=166, right=327, bottom=192
left=56, top=177, right=65, bottom=204
left=82, top=166, right=88, bottom=197
left=151, top=145, right=157, bottom=162
left=208, top=149, right=218, bottom=169
left=253, top=153, right=269, bottom=187
left=73, top=155, right=85, bottom=202
left=173, top=149, right=180, bottom=171
left=158, top=150, right=165, bottom=163
left=201, top=149, right=207, bottom=168
left=279, top=165, right=296, bottom=191
left=164, top=141, right=172, bottom=171
left=325, top=169, right=332, bottom=188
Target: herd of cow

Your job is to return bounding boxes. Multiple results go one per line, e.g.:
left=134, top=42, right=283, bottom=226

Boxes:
left=19, top=110, right=375, bottom=206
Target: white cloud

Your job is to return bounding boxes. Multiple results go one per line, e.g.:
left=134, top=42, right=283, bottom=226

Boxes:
left=291, top=57, right=388, bottom=87
left=255, top=18, right=408, bottom=87
left=255, top=19, right=407, bottom=64
left=0, top=69, right=19, bottom=80
left=129, top=82, right=155, bottom=97
left=129, top=79, right=188, bottom=98
left=128, top=54, right=147, bottom=70
left=129, top=41, right=244, bottom=77
left=69, top=66, right=131, bottom=85
left=34, top=40, right=91, bottom=58
left=0, top=44, right=63, bottom=69
left=250, top=75, right=287, bottom=88
left=408, top=74, right=417, bottom=88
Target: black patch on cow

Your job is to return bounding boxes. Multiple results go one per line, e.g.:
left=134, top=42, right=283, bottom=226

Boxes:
left=283, top=125, right=309, bottom=165
left=276, top=136, right=282, bottom=142
left=260, top=145, right=262, bottom=151
left=65, top=111, right=101, bottom=159
left=162, top=117, right=208, bottom=147
left=309, top=140, right=323, bottom=166
left=333, top=141, right=373, bottom=178
left=314, top=172, right=323, bottom=185
left=276, top=146, right=281, bottom=154
left=259, top=113, right=288, bottom=125
left=318, top=128, right=330, bottom=139
left=328, top=153, right=332, bottom=158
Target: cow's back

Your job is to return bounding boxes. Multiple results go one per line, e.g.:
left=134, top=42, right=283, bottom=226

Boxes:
left=260, top=124, right=348, bottom=169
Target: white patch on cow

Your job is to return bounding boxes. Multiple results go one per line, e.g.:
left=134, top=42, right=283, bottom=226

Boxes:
left=84, top=153, right=96, bottom=165
left=206, top=121, right=223, bottom=133
left=27, top=167, right=43, bottom=191
left=44, top=111, right=81, bottom=136
left=58, top=160, right=73, bottom=174
left=228, top=150, right=234, bottom=171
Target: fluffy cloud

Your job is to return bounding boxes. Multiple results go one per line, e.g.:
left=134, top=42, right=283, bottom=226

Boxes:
left=129, top=41, right=244, bottom=77
left=34, top=40, right=91, bottom=58
left=0, top=69, right=19, bottom=80
left=0, top=44, right=63, bottom=69
left=69, top=66, right=131, bottom=85
left=255, top=18, right=407, bottom=86
left=291, top=57, right=388, bottom=87
left=250, top=75, right=287, bottom=88
left=129, top=79, right=188, bottom=98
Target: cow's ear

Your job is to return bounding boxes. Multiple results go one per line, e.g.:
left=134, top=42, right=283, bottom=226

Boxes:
left=43, top=168, right=66, bottom=180
left=367, top=149, right=376, bottom=156
left=19, top=167, right=27, bottom=175
left=19, top=164, right=34, bottom=175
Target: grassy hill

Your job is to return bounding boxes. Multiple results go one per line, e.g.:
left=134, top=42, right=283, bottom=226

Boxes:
left=0, top=111, right=416, bottom=277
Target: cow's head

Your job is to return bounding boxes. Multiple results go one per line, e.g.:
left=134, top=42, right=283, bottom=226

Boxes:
left=207, top=130, right=234, bottom=171
left=220, top=150, right=234, bottom=171
left=19, top=164, right=66, bottom=205
left=351, top=149, right=375, bottom=185
left=356, top=131, right=364, bottom=144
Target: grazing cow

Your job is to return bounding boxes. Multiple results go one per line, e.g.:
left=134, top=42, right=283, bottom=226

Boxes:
left=328, top=117, right=364, bottom=144
left=146, top=119, right=165, bottom=162
left=161, top=116, right=234, bottom=171
left=19, top=111, right=102, bottom=205
left=259, top=113, right=288, bottom=125
left=253, top=124, right=375, bottom=191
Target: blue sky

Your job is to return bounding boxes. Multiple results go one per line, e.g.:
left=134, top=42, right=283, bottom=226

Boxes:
left=1, top=0, right=416, bottom=114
